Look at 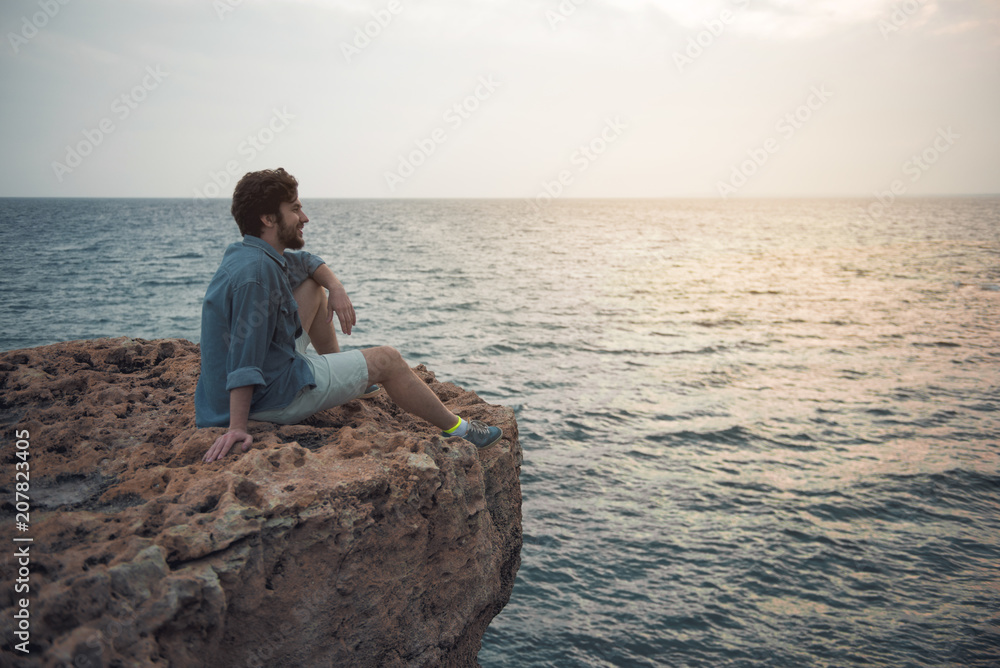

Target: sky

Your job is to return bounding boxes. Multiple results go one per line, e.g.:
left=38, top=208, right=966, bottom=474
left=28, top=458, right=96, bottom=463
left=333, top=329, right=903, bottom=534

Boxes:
left=1, top=0, right=998, bottom=198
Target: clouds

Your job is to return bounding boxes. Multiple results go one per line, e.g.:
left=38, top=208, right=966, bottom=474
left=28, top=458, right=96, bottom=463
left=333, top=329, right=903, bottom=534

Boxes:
left=0, top=0, right=997, bottom=197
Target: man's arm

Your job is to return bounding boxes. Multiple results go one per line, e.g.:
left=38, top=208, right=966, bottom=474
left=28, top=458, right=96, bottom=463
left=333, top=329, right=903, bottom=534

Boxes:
left=311, top=263, right=357, bottom=336
left=202, top=275, right=276, bottom=463
left=202, top=386, right=254, bottom=462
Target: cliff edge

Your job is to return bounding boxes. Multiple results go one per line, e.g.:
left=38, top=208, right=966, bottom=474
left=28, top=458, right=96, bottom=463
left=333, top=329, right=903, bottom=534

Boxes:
left=0, top=337, right=522, bottom=667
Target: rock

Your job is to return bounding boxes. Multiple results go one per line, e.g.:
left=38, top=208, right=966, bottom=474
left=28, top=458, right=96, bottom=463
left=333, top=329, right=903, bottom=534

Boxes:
left=0, top=337, right=522, bottom=667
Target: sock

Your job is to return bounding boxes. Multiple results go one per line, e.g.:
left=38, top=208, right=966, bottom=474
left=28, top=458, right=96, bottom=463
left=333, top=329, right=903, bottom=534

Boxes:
left=444, top=417, right=468, bottom=437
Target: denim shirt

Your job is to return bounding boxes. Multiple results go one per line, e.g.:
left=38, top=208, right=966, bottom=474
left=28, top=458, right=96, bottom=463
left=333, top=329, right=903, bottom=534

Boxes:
left=194, top=236, right=325, bottom=427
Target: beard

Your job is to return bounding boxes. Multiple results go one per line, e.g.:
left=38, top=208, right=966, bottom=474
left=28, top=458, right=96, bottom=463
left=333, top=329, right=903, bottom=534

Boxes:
left=277, top=217, right=304, bottom=250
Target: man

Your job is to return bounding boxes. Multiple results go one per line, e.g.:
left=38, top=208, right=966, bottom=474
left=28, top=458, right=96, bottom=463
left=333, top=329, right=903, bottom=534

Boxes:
left=195, top=168, right=502, bottom=462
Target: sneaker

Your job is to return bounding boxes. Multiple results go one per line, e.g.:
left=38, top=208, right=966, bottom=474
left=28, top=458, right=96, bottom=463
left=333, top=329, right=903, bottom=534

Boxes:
left=360, top=384, right=381, bottom=399
left=443, top=419, right=503, bottom=449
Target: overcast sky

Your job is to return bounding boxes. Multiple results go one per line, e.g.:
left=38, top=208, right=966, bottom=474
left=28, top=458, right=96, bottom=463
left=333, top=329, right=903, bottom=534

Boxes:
left=1, top=0, right=997, bottom=198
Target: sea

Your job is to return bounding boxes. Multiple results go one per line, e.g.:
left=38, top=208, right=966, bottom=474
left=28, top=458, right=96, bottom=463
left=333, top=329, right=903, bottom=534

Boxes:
left=1, top=197, right=998, bottom=667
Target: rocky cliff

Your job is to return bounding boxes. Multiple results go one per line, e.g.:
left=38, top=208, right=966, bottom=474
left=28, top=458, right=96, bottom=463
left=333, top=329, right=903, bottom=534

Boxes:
left=0, top=337, right=522, bottom=667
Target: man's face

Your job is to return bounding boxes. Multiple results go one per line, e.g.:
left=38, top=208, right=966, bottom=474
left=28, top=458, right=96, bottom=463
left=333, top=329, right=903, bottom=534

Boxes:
left=274, top=197, right=308, bottom=251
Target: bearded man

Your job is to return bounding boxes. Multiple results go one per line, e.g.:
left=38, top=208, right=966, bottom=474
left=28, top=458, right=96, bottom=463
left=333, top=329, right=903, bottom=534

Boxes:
left=195, top=168, right=502, bottom=462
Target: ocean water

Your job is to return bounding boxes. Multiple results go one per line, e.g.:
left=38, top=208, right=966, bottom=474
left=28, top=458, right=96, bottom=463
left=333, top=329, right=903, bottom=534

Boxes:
left=2, top=197, right=999, bottom=667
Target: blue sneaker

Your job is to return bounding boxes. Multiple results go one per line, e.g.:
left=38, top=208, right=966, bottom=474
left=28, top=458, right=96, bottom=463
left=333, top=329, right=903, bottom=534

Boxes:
left=442, top=419, right=503, bottom=449
left=360, top=384, right=381, bottom=399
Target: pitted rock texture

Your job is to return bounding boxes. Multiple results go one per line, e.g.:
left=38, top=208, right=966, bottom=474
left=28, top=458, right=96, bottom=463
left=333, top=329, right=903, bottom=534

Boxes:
left=0, top=337, right=522, bottom=667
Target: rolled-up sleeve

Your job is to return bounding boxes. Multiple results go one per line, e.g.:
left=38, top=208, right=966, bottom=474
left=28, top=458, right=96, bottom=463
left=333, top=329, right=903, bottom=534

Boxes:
left=225, top=279, right=277, bottom=390
left=284, top=251, right=326, bottom=290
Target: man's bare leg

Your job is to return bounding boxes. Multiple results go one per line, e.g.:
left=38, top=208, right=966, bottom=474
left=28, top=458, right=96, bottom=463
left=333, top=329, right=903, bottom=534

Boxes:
left=295, top=280, right=485, bottom=437
left=362, top=346, right=458, bottom=431
left=293, top=278, right=340, bottom=354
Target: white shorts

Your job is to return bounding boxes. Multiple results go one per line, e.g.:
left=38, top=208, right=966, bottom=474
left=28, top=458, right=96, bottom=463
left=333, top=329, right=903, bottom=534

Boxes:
left=249, top=334, right=370, bottom=425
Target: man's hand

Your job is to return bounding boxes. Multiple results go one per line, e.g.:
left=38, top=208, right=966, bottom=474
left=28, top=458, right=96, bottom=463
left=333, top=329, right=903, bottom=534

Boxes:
left=203, top=428, right=253, bottom=463
left=327, top=284, right=357, bottom=336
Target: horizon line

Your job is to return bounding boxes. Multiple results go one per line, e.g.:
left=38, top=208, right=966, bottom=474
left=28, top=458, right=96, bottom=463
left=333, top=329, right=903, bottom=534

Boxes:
left=2, top=194, right=999, bottom=200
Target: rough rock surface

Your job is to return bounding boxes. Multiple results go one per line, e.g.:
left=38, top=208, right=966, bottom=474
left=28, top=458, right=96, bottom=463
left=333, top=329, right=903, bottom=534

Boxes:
left=0, top=337, right=522, bottom=667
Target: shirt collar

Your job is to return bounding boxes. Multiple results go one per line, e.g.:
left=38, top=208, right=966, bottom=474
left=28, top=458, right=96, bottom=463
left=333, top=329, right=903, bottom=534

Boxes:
left=241, top=234, right=286, bottom=268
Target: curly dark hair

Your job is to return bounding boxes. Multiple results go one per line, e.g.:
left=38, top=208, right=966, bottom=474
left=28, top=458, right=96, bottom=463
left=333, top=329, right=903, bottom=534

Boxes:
left=230, top=168, right=299, bottom=237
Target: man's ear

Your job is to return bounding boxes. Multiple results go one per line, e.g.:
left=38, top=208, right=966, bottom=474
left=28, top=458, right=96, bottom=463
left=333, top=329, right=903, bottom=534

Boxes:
left=259, top=213, right=275, bottom=229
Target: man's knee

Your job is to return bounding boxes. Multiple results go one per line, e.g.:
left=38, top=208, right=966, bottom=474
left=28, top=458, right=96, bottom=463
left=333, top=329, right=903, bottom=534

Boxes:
left=294, top=278, right=327, bottom=328
left=294, top=277, right=325, bottom=305
left=362, top=346, right=404, bottom=382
